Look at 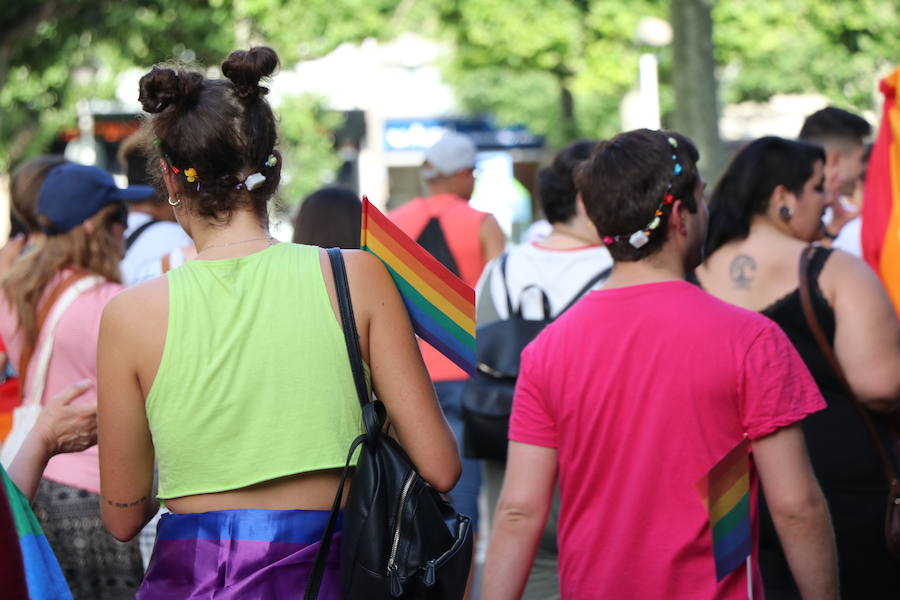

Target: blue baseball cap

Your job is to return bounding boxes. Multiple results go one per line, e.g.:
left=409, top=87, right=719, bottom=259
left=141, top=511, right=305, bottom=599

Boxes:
left=38, top=163, right=154, bottom=235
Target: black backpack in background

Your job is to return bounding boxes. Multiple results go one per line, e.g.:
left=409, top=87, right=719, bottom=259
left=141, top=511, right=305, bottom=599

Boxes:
left=304, top=249, right=473, bottom=600
left=416, top=214, right=460, bottom=277
left=461, top=253, right=610, bottom=460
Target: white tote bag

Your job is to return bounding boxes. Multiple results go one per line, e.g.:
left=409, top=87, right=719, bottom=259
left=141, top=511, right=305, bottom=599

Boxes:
left=0, top=275, right=103, bottom=468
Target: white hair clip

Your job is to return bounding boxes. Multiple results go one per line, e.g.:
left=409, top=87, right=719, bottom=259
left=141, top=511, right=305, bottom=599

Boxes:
left=244, top=172, right=267, bottom=191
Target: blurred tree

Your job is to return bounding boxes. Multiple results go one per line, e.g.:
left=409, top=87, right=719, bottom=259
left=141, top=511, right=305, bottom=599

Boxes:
left=671, top=0, right=724, bottom=181
left=0, top=0, right=234, bottom=169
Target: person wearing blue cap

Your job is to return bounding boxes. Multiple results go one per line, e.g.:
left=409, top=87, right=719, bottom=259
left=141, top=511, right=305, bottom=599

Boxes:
left=0, top=162, right=145, bottom=599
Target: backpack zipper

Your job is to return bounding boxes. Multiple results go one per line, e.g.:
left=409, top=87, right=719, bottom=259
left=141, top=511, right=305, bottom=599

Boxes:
left=387, top=470, right=417, bottom=594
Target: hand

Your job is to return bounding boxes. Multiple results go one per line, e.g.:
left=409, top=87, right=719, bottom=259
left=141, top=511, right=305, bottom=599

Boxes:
left=34, top=379, right=97, bottom=456
left=0, top=234, right=25, bottom=276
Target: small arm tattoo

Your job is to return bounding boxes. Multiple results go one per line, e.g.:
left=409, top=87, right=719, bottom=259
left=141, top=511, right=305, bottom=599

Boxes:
left=103, top=495, right=148, bottom=508
left=729, top=254, right=757, bottom=290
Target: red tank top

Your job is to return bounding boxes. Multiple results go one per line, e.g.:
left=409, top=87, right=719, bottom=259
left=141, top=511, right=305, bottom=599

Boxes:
left=389, top=194, right=488, bottom=381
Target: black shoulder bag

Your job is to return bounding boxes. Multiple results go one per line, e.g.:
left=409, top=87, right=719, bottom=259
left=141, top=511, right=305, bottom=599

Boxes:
left=461, top=254, right=610, bottom=459
left=304, top=248, right=473, bottom=599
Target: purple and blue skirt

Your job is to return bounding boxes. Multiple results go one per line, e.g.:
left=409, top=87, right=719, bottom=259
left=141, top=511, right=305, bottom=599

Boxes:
left=137, top=508, right=341, bottom=599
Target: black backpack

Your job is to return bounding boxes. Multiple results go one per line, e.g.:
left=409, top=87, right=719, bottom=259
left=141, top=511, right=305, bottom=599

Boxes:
left=461, top=253, right=610, bottom=460
left=304, top=248, right=473, bottom=600
left=416, top=213, right=460, bottom=277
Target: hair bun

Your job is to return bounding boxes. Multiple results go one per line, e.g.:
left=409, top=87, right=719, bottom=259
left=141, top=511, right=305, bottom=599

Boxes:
left=221, top=47, right=279, bottom=100
left=138, top=66, right=203, bottom=113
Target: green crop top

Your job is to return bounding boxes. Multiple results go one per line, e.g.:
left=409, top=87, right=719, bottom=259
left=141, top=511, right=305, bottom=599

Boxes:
left=146, top=243, right=363, bottom=500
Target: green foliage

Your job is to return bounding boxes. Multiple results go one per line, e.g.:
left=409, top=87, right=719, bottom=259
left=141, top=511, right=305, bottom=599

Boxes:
left=274, top=94, right=343, bottom=210
left=714, top=1, right=900, bottom=110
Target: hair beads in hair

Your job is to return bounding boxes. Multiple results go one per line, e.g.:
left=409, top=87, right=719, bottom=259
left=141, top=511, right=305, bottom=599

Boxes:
left=221, top=47, right=278, bottom=100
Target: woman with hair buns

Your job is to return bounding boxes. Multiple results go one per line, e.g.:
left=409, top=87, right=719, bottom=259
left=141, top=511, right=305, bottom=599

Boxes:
left=97, top=47, right=459, bottom=598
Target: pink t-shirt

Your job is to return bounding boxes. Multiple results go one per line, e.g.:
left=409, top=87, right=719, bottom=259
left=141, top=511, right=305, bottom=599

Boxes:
left=509, top=281, right=825, bottom=599
left=0, top=271, right=123, bottom=494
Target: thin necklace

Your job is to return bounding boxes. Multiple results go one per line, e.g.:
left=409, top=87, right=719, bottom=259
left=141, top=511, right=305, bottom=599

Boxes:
left=548, top=227, right=597, bottom=246
left=197, top=235, right=276, bottom=256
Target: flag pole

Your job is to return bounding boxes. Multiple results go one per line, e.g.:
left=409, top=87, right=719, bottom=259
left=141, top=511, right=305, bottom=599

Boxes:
left=746, top=555, right=753, bottom=600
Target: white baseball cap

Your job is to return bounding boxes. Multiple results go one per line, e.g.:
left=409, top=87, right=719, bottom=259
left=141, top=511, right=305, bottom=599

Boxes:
left=421, top=132, right=477, bottom=179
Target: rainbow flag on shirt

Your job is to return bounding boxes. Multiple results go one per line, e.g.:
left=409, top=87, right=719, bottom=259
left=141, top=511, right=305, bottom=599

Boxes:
left=696, top=438, right=752, bottom=582
left=360, top=197, right=477, bottom=375
left=0, top=468, right=72, bottom=599
left=862, top=67, right=900, bottom=316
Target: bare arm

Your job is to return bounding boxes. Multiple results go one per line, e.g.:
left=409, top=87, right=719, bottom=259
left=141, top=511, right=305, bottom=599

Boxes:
left=7, top=380, right=95, bottom=502
left=479, top=215, right=506, bottom=265
left=754, top=424, right=838, bottom=600
left=327, top=250, right=461, bottom=493
left=824, top=250, right=900, bottom=411
left=481, top=441, right=557, bottom=600
left=97, top=293, right=158, bottom=541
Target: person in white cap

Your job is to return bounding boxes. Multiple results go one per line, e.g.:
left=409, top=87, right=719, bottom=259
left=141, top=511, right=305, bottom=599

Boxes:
left=389, top=132, right=505, bottom=592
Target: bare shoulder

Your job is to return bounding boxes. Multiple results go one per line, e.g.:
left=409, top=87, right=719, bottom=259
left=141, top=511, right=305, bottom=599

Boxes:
left=101, top=275, right=169, bottom=331
left=819, top=248, right=882, bottom=299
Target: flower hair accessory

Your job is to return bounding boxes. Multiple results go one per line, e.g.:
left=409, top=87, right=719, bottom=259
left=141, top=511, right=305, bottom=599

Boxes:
left=235, top=154, right=277, bottom=190
left=602, top=135, right=683, bottom=249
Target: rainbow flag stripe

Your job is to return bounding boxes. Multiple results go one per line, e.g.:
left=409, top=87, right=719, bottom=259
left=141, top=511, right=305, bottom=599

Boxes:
left=696, top=438, right=752, bottom=582
left=361, top=198, right=477, bottom=375
left=1, top=467, right=72, bottom=599
left=862, top=68, right=900, bottom=316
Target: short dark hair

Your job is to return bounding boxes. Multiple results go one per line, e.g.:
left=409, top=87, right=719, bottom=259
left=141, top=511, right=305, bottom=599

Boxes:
left=576, top=129, right=700, bottom=261
left=798, top=107, right=871, bottom=150
left=705, top=136, right=825, bottom=255
left=537, top=139, right=599, bottom=224
left=117, top=129, right=164, bottom=203
left=139, top=47, right=281, bottom=224
left=292, top=186, right=362, bottom=249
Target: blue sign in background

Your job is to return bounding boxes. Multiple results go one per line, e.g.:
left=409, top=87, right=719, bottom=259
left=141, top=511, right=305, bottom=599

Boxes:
left=384, top=117, right=544, bottom=152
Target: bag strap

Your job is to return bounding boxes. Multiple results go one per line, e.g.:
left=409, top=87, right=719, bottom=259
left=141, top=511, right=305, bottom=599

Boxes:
left=557, top=265, right=612, bottom=316
left=498, top=253, right=514, bottom=316
left=797, top=246, right=900, bottom=483
left=124, top=219, right=159, bottom=251
left=303, top=248, right=371, bottom=599
left=328, top=248, right=370, bottom=408
left=18, top=270, right=90, bottom=401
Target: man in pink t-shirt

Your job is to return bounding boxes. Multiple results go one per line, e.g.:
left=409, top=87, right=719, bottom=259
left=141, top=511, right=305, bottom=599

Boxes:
left=482, top=130, right=838, bottom=600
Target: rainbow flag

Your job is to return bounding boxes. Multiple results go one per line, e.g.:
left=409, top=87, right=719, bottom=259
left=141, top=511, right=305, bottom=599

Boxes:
left=862, top=67, right=900, bottom=315
left=696, top=438, right=752, bottom=582
left=0, top=468, right=71, bottom=599
left=360, top=197, right=477, bottom=375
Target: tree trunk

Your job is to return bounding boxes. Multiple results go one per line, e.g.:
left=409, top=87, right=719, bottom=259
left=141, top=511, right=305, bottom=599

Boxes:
left=670, top=0, right=724, bottom=183
left=558, top=73, right=578, bottom=143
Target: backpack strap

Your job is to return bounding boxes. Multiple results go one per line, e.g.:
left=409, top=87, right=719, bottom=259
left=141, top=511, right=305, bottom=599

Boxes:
left=304, top=247, right=371, bottom=600
left=557, top=265, right=613, bottom=316
left=497, top=253, right=514, bottom=317
left=124, top=219, right=159, bottom=251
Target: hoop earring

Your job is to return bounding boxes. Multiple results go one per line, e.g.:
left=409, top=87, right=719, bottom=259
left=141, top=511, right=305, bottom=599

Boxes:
left=167, top=196, right=182, bottom=208
left=778, top=205, right=793, bottom=221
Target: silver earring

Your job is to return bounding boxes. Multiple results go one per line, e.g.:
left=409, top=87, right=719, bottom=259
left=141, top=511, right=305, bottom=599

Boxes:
left=168, top=196, right=182, bottom=208
left=778, top=205, right=793, bottom=221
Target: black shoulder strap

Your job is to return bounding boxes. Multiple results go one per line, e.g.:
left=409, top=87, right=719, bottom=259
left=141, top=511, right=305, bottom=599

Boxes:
left=124, top=219, right=159, bottom=251
left=497, top=253, right=513, bottom=316
left=557, top=265, right=612, bottom=316
left=327, top=248, right=370, bottom=408
left=304, top=248, right=372, bottom=600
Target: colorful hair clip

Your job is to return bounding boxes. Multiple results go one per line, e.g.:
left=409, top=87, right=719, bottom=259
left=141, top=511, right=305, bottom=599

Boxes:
left=184, top=168, right=198, bottom=183
left=264, top=154, right=278, bottom=167
left=244, top=172, right=266, bottom=190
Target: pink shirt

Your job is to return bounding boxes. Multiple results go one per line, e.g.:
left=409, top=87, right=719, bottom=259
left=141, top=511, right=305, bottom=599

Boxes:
left=0, top=271, right=123, bottom=494
left=510, top=281, right=825, bottom=599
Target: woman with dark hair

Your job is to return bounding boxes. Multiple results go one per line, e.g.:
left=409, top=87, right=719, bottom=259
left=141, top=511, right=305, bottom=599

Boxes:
left=694, top=136, right=900, bottom=598
left=97, top=47, right=459, bottom=598
left=292, top=186, right=361, bottom=249
left=0, top=162, right=147, bottom=599
left=474, top=139, right=612, bottom=600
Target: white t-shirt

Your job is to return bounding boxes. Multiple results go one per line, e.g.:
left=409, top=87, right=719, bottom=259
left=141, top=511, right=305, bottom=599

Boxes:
left=120, top=212, right=192, bottom=285
left=833, top=216, right=862, bottom=258
left=476, top=242, right=613, bottom=323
